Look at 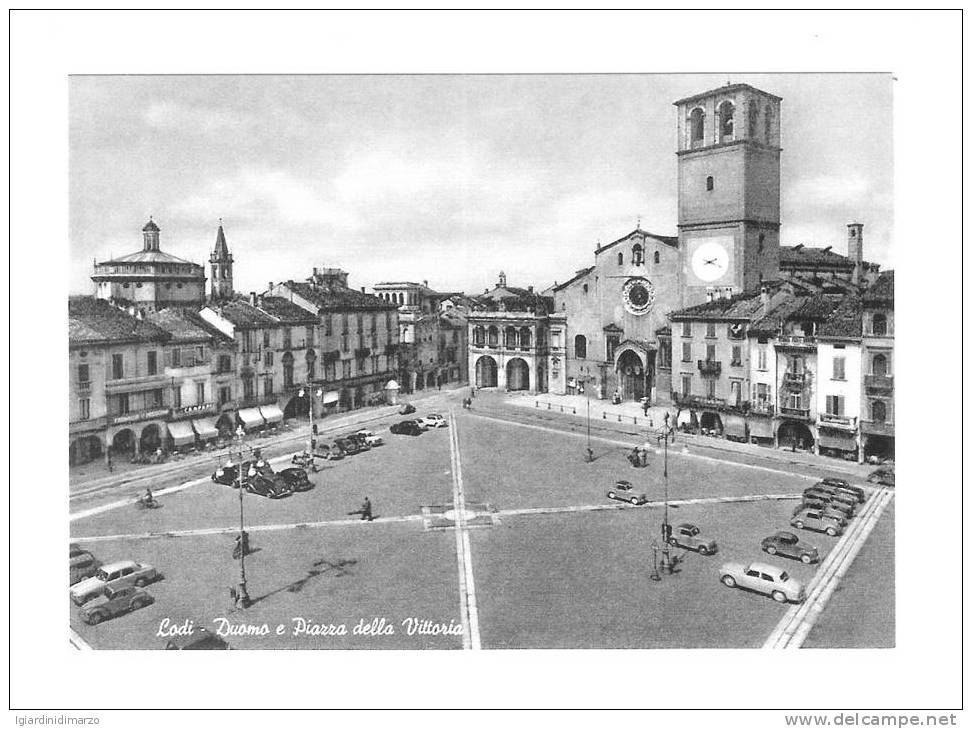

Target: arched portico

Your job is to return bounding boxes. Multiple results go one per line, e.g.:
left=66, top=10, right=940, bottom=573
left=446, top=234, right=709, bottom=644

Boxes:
left=506, top=357, right=530, bottom=391
left=70, top=435, right=104, bottom=466
left=140, top=423, right=163, bottom=453
left=111, top=428, right=137, bottom=455
left=699, top=411, right=723, bottom=436
left=777, top=420, right=815, bottom=452
left=475, top=355, right=498, bottom=388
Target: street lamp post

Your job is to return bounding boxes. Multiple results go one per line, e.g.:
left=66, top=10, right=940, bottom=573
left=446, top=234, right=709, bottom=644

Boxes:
left=232, top=425, right=256, bottom=608
left=580, top=375, right=593, bottom=462
left=656, top=422, right=677, bottom=576
left=299, top=384, right=322, bottom=453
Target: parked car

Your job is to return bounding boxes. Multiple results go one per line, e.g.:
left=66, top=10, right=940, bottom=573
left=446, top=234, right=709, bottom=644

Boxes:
left=70, top=551, right=101, bottom=585
left=355, top=430, right=384, bottom=447
left=71, top=560, right=161, bottom=605
left=80, top=585, right=154, bottom=624
left=606, top=480, right=648, bottom=506
left=164, top=627, right=230, bottom=650
left=276, top=467, right=313, bottom=492
left=422, top=414, right=448, bottom=428
left=719, top=561, right=806, bottom=603
left=399, top=403, right=416, bottom=415
left=313, top=442, right=345, bottom=460
left=790, top=507, right=845, bottom=537
left=246, top=473, right=293, bottom=499
left=667, top=523, right=718, bottom=555
left=867, top=467, right=895, bottom=487
left=804, top=487, right=857, bottom=515
left=212, top=460, right=273, bottom=487
left=70, top=543, right=87, bottom=558
left=390, top=420, right=423, bottom=436
left=761, top=531, right=819, bottom=564
left=799, top=494, right=855, bottom=519
left=335, top=437, right=364, bottom=455
left=820, top=478, right=867, bottom=503
left=342, top=433, right=372, bottom=451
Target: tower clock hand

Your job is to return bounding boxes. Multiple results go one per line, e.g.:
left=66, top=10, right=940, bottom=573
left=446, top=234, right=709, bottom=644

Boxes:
left=704, top=258, right=718, bottom=266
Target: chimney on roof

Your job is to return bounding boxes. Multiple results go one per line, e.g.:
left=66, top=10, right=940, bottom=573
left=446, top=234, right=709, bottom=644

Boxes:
left=423, top=280, right=428, bottom=288
left=498, top=271, right=507, bottom=288
left=257, top=294, right=264, bottom=308
left=706, top=289, right=714, bottom=302
left=361, top=287, right=365, bottom=293
left=847, top=223, right=864, bottom=285
left=760, top=282, right=771, bottom=311
left=250, top=291, right=257, bottom=306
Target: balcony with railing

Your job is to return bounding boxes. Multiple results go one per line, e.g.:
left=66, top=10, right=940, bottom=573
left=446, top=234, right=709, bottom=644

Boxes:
left=819, top=412, right=857, bottom=430
left=865, top=374, right=894, bottom=393
left=697, top=359, right=722, bottom=377
left=104, top=371, right=169, bottom=391
left=776, top=335, right=817, bottom=350
left=76, top=380, right=92, bottom=394
left=749, top=401, right=775, bottom=416
left=779, top=405, right=811, bottom=420
left=783, top=370, right=806, bottom=384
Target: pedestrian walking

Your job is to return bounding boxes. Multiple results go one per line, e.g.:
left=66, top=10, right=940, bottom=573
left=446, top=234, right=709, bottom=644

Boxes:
left=642, top=399, right=649, bottom=417
left=106, top=449, right=113, bottom=473
left=360, top=497, right=374, bottom=521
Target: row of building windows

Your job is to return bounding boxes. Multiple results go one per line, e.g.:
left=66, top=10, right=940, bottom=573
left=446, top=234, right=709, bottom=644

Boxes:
left=616, top=245, right=661, bottom=267
left=472, top=326, right=536, bottom=348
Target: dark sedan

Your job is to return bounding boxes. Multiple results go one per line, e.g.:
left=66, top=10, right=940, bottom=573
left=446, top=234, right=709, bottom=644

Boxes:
left=390, top=420, right=423, bottom=436
left=212, top=460, right=274, bottom=487
left=761, top=531, right=819, bottom=564
left=277, top=467, right=313, bottom=492
left=245, top=473, right=293, bottom=499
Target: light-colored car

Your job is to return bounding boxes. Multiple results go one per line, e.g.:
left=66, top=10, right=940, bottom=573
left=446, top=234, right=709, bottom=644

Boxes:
left=80, top=585, right=154, bottom=624
left=668, top=523, right=718, bottom=555
left=70, top=560, right=160, bottom=605
left=719, top=561, right=806, bottom=603
left=606, top=480, right=648, bottom=506
left=422, top=414, right=448, bottom=428
left=70, top=551, right=101, bottom=585
left=790, top=507, right=845, bottom=537
left=355, top=430, right=384, bottom=447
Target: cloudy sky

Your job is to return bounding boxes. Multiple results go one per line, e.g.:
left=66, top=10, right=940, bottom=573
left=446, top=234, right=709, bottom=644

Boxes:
left=69, top=73, right=892, bottom=296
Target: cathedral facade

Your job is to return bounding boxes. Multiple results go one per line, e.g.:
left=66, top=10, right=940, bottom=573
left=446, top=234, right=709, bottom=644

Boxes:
left=552, top=83, right=784, bottom=404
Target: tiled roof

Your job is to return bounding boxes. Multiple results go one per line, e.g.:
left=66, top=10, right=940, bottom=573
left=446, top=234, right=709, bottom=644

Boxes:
left=669, top=290, right=765, bottom=321
left=749, top=292, right=840, bottom=335
left=148, top=308, right=235, bottom=345
left=142, top=219, right=159, bottom=232
left=288, top=282, right=397, bottom=313
left=210, top=298, right=280, bottom=330
left=257, top=296, right=319, bottom=325
left=818, top=294, right=863, bottom=339
left=69, top=296, right=170, bottom=347
left=99, top=249, right=201, bottom=266
left=779, top=245, right=855, bottom=271
left=674, top=83, right=783, bottom=106
left=863, top=270, right=894, bottom=305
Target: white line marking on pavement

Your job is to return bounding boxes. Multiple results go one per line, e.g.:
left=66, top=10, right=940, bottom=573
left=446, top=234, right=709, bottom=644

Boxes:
left=69, top=452, right=302, bottom=522
left=69, top=628, right=93, bottom=650
left=466, top=411, right=825, bottom=483
left=71, top=513, right=425, bottom=543
left=72, top=494, right=804, bottom=544
left=449, top=411, right=481, bottom=650
left=763, top=488, right=895, bottom=649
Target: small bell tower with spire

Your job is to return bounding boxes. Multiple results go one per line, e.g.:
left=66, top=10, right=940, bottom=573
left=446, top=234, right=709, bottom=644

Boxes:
left=209, top=220, right=234, bottom=301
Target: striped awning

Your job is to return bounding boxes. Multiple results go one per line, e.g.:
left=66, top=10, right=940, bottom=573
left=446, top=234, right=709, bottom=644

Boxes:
left=237, top=407, right=265, bottom=429
left=166, top=420, right=196, bottom=446
left=747, top=417, right=774, bottom=438
left=192, top=416, right=219, bottom=440
left=724, top=415, right=747, bottom=439
left=259, top=405, right=284, bottom=424
left=819, top=431, right=858, bottom=452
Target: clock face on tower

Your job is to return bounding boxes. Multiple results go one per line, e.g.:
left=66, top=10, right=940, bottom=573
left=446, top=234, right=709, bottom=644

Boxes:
left=689, top=236, right=733, bottom=284
left=622, top=277, right=655, bottom=316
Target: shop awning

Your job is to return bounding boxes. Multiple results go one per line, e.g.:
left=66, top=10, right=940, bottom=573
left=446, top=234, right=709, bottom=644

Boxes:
left=819, top=431, right=858, bottom=452
left=192, top=416, right=219, bottom=440
left=724, top=415, right=747, bottom=439
left=259, top=405, right=284, bottom=424
left=321, top=390, right=340, bottom=406
left=677, top=410, right=696, bottom=427
left=747, top=417, right=774, bottom=439
left=166, top=420, right=196, bottom=447
left=237, top=408, right=265, bottom=430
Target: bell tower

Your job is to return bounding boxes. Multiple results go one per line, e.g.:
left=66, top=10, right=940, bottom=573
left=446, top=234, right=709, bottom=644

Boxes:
left=209, top=221, right=234, bottom=301
left=675, top=84, right=782, bottom=305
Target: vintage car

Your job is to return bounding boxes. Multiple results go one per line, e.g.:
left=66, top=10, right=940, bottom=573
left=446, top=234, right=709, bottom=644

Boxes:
left=421, top=414, right=448, bottom=429
left=212, top=460, right=273, bottom=487
left=80, top=585, right=154, bottom=624
left=867, top=466, right=895, bottom=487
left=606, top=480, right=648, bottom=506
left=334, top=437, right=364, bottom=456
left=790, top=507, right=845, bottom=537
left=390, top=420, right=423, bottom=436
left=760, top=531, right=820, bottom=564
left=798, top=493, right=855, bottom=519
left=667, top=523, right=718, bottom=555
left=276, top=467, right=313, bottom=492
left=164, top=627, right=230, bottom=650
left=398, top=403, right=416, bottom=415
left=719, top=561, right=806, bottom=603
left=246, top=473, right=293, bottom=499
left=71, top=560, right=160, bottom=605
left=341, top=432, right=373, bottom=451
left=70, top=551, right=101, bottom=585
left=355, top=429, right=384, bottom=447
left=803, top=487, right=857, bottom=515
left=820, top=478, right=867, bottom=503
left=313, top=442, right=345, bottom=461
